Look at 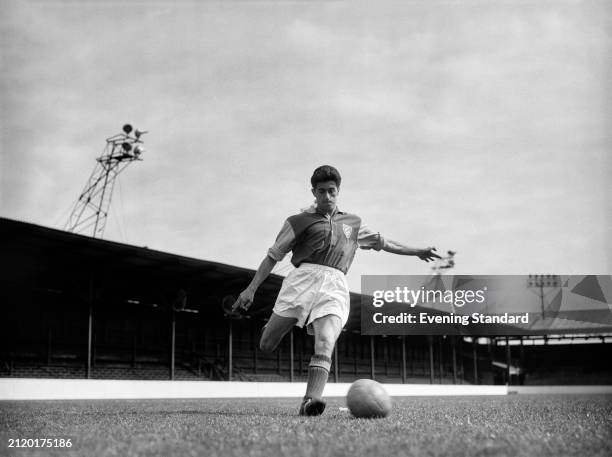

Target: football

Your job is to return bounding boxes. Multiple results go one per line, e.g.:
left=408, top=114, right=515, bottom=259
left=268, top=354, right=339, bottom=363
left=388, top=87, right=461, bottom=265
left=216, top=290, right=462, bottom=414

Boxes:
left=346, top=379, right=392, bottom=418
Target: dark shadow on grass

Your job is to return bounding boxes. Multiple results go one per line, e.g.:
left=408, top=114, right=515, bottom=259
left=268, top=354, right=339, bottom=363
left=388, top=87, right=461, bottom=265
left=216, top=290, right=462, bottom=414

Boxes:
left=18, top=409, right=300, bottom=418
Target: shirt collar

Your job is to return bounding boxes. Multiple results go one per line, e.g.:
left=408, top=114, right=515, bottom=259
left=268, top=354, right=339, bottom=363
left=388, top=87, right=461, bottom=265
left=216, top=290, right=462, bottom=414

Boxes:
left=300, top=204, right=344, bottom=216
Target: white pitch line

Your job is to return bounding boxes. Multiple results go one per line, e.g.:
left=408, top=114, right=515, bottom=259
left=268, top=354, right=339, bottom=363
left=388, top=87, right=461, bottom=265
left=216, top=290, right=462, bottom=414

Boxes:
left=1, top=379, right=501, bottom=400
left=1, top=379, right=610, bottom=400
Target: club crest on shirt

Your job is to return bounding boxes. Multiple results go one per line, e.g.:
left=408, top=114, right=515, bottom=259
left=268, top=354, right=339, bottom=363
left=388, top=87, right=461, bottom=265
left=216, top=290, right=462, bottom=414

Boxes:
left=342, top=223, right=352, bottom=240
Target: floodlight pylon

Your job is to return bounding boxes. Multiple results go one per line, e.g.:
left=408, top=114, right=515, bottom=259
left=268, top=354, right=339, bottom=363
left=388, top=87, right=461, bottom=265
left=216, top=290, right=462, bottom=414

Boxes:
left=65, top=125, right=147, bottom=238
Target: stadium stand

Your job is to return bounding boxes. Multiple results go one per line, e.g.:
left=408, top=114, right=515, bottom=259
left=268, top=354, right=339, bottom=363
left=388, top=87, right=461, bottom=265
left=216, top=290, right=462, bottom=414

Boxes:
left=1, top=217, right=611, bottom=385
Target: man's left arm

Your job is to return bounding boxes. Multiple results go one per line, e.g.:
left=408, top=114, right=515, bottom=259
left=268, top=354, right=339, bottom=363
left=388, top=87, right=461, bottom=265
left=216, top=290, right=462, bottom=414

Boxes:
left=357, top=224, right=441, bottom=262
left=382, top=239, right=441, bottom=262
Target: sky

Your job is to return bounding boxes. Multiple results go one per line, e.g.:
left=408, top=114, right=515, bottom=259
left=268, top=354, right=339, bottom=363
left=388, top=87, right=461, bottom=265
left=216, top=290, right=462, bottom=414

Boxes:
left=1, top=0, right=611, bottom=291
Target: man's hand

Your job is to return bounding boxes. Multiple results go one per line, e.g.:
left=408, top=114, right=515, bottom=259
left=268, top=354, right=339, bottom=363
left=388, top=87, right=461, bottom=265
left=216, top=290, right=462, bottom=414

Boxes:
left=232, top=287, right=255, bottom=312
left=417, top=247, right=442, bottom=262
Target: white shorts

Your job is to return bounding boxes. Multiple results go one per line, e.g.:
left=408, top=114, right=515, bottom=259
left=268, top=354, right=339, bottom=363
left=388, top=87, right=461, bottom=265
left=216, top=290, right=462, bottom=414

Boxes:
left=273, top=263, right=350, bottom=334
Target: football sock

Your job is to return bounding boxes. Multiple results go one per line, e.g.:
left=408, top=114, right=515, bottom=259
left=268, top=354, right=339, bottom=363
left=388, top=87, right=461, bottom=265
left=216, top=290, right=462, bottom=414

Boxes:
left=305, top=354, right=331, bottom=399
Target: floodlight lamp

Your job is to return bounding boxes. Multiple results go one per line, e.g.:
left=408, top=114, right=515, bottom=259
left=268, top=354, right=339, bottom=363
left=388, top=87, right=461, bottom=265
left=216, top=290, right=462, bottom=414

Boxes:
left=123, top=124, right=133, bottom=134
left=122, top=142, right=132, bottom=152
left=133, top=145, right=144, bottom=156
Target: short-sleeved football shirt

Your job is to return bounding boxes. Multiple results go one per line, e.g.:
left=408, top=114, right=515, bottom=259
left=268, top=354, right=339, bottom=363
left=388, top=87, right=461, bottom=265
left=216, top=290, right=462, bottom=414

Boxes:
left=267, top=205, right=386, bottom=274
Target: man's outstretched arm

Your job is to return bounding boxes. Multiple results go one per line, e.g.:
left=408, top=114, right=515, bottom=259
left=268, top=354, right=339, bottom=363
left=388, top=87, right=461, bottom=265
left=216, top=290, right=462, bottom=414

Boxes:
left=358, top=224, right=441, bottom=262
left=382, top=239, right=441, bottom=262
left=232, top=255, right=278, bottom=312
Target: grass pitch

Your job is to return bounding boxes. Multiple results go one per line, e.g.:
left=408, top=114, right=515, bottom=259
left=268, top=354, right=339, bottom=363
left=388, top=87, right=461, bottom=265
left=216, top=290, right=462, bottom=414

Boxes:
left=1, top=394, right=611, bottom=456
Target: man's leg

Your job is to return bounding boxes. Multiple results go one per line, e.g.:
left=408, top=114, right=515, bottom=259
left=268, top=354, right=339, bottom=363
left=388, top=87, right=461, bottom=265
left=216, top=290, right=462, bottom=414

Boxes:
left=300, top=314, right=343, bottom=416
left=259, top=312, right=298, bottom=354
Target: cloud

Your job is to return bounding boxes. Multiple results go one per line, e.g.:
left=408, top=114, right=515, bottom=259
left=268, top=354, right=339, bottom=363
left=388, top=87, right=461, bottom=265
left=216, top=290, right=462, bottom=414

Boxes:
left=287, top=19, right=335, bottom=49
left=1, top=1, right=610, bottom=281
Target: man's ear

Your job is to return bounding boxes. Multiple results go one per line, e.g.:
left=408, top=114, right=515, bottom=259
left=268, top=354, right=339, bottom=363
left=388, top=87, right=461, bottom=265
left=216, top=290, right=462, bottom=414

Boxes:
left=311, top=188, right=316, bottom=198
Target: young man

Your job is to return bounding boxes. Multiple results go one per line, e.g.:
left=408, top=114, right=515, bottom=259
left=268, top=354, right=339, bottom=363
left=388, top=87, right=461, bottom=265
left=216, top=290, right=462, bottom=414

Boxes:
left=233, top=165, right=440, bottom=416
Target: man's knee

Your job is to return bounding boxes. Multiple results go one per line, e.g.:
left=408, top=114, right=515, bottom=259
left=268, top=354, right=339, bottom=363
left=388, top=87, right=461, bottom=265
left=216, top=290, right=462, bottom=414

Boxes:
left=314, top=333, right=336, bottom=355
left=258, top=314, right=297, bottom=354
left=313, top=315, right=342, bottom=355
left=259, top=333, right=277, bottom=354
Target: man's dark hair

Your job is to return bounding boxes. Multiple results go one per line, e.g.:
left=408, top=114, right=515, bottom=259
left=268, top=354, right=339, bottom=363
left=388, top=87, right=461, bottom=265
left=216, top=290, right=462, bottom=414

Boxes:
left=311, top=165, right=341, bottom=188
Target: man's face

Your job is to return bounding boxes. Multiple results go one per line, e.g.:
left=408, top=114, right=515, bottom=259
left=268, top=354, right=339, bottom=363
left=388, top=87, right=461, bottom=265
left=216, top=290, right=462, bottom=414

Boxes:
left=311, top=181, right=339, bottom=213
